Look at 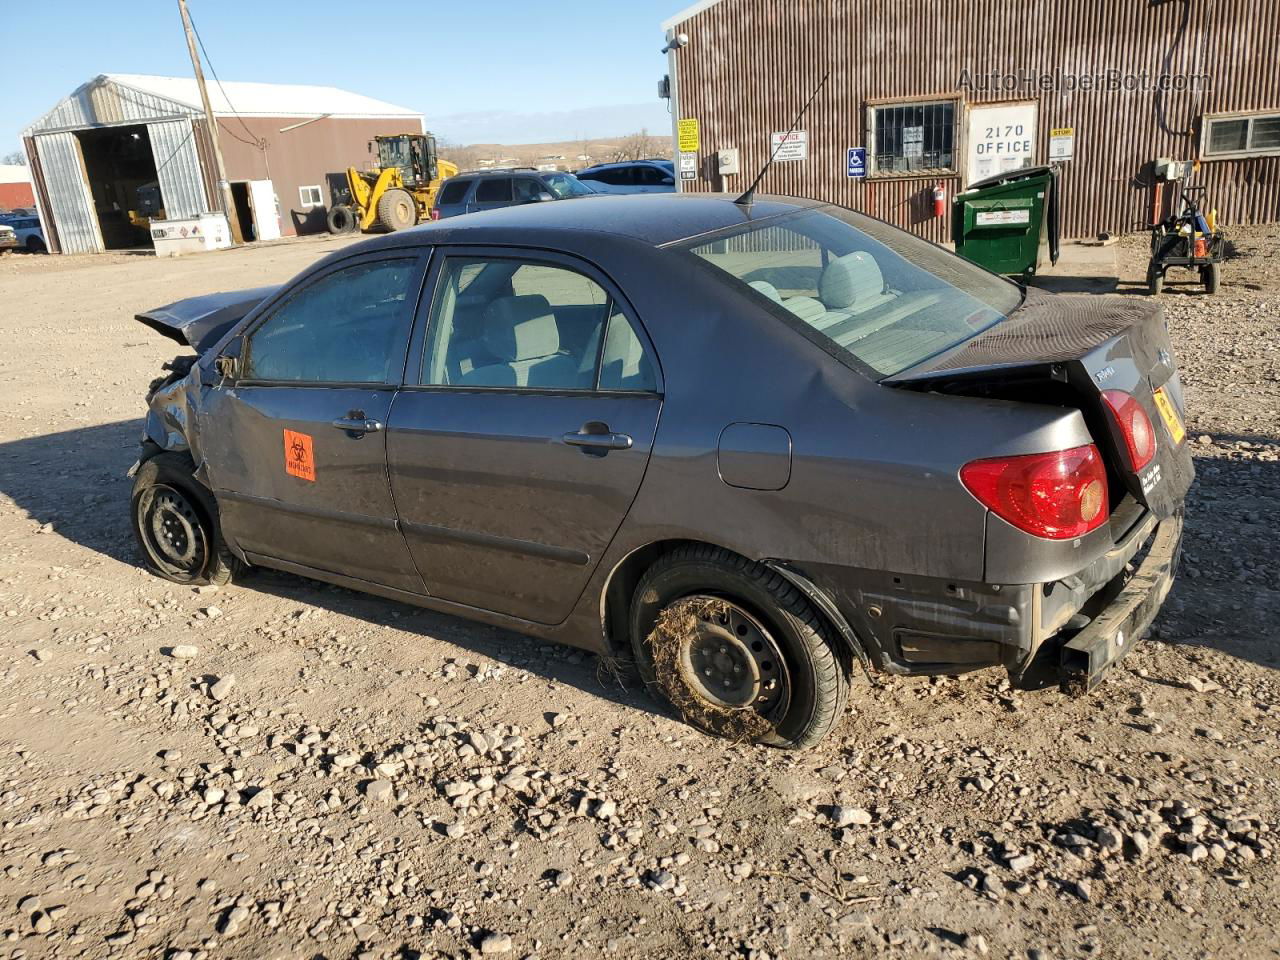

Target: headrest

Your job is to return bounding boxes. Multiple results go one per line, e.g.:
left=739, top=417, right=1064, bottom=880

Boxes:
left=820, top=252, right=884, bottom=310
left=483, top=295, right=560, bottom=361
left=747, top=279, right=783, bottom=302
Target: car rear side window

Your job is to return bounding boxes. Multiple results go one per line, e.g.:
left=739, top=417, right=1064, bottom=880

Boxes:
left=475, top=178, right=513, bottom=202
left=438, top=180, right=470, bottom=205
left=244, top=259, right=418, bottom=384
left=422, top=257, right=652, bottom=391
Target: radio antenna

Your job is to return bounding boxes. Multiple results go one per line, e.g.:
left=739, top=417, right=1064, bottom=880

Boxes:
left=734, top=69, right=831, bottom=209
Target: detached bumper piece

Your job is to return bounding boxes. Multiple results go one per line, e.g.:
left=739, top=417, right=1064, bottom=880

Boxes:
left=1058, top=513, right=1183, bottom=695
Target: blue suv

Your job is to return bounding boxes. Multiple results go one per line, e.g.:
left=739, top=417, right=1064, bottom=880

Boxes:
left=433, top=169, right=595, bottom=220
left=574, top=160, right=675, bottom=194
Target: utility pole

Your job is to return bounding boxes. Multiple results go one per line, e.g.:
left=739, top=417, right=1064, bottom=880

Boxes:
left=177, top=0, right=243, bottom=243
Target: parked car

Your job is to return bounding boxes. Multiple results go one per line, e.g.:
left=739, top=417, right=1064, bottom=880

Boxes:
left=432, top=169, right=595, bottom=219
left=0, top=222, right=17, bottom=253
left=130, top=194, right=1192, bottom=749
left=0, top=215, right=46, bottom=252
left=574, top=160, right=675, bottom=194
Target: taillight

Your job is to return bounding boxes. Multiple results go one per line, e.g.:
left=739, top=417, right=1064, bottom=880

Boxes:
left=430, top=208, right=441, bottom=221
left=1101, top=390, right=1156, bottom=471
left=961, top=444, right=1109, bottom=540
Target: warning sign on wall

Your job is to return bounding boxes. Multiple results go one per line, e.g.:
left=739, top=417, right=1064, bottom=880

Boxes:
left=769, top=130, right=808, bottom=162
left=1049, top=127, right=1075, bottom=161
left=677, top=118, right=700, bottom=152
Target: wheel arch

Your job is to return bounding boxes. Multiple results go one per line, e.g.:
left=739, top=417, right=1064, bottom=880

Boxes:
left=599, top=538, right=873, bottom=674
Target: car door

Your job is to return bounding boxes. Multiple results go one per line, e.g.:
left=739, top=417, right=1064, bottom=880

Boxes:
left=199, top=251, right=430, bottom=594
left=386, top=248, right=663, bottom=624
left=467, top=177, right=513, bottom=214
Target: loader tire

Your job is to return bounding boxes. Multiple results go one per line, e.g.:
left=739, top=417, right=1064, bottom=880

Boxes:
left=327, top=204, right=357, bottom=235
left=377, top=189, right=417, bottom=231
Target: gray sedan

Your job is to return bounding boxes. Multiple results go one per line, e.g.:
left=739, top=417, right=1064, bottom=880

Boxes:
left=131, top=194, right=1192, bottom=748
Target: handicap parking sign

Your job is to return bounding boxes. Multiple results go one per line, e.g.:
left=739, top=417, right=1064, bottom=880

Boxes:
left=846, top=147, right=866, bottom=178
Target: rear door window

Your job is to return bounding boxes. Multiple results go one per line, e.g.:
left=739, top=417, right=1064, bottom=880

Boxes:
left=474, top=178, right=513, bottom=203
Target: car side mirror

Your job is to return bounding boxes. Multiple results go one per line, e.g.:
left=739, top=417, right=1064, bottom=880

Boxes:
left=214, top=354, right=238, bottom=379
left=536, top=191, right=555, bottom=202
left=661, top=176, right=674, bottom=185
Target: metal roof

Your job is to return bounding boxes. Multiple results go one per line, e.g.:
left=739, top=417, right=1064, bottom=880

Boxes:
left=25, top=74, right=422, bottom=135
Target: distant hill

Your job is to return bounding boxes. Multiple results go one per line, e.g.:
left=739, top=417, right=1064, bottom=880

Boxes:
left=440, top=130, right=673, bottom=173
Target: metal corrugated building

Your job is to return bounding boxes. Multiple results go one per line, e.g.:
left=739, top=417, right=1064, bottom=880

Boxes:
left=662, top=0, right=1280, bottom=242
left=22, top=74, right=424, bottom=253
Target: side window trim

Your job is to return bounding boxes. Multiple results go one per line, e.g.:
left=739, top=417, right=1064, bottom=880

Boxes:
left=401, top=245, right=662, bottom=395
left=234, top=249, right=432, bottom=388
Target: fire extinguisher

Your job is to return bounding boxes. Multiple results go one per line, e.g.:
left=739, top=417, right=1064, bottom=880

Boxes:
left=933, top=181, right=946, bottom=218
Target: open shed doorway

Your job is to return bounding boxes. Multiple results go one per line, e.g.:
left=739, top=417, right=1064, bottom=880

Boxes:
left=229, top=182, right=255, bottom=240
left=75, top=124, right=161, bottom=250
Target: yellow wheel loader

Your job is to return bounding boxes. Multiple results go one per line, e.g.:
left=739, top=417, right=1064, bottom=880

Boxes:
left=328, top=134, right=459, bottom=234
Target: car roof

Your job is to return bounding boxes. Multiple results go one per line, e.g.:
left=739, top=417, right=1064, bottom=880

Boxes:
left=446, top=168, right=555, bottom=180
left=579, top=160, right=672, bottom=172
left=356, top=193, right=823, bottom=249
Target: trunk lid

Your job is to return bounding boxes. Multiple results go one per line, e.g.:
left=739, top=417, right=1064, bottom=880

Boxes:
left=136, top=285, right=279, bottom=356
left=887, top=289, right=1193, bottom=519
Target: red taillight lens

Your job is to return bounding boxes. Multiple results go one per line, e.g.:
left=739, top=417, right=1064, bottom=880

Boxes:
left=961, top=444, right=1109, bottom=540
left=430, top=208, right=441, bottom=220
left=1101, top=390, right=1156, bottom=471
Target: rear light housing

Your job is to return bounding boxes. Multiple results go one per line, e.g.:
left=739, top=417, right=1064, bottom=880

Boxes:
left=1101, top=390, right=1156, bottom=471
left=961, top=444, right=1109, bottom=540
left=430, top=208, right=441, bottom=221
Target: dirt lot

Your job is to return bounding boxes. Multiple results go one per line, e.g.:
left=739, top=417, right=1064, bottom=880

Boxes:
left=0, top=227, right=1277, bottom=960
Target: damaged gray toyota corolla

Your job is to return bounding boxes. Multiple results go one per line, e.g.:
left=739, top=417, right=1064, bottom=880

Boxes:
left=130, top=194, right=1192, bottom=749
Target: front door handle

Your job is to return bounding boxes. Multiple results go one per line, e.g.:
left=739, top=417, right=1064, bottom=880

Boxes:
left=562, top=426, right=633, bottom=451
left=331, top=417, right=383, bottom=435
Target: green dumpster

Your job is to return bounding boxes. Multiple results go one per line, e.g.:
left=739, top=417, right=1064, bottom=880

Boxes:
left=952, top=165, right=1060, bottom=279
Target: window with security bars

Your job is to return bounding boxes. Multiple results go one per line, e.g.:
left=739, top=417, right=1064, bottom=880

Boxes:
left=869, top=100, right=957, bottom=175
left=1203, top=111, right=1280, bottom=158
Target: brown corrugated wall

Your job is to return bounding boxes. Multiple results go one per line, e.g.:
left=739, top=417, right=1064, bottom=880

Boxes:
left=670, top=0, right=1280, bottom=241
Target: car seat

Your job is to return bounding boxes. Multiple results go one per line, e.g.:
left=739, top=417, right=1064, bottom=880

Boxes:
left=459, top=295, right=587, bottom=388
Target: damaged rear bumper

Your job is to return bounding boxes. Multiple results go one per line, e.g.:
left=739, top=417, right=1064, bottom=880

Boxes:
left=1055, top=512, right=1183, bottom=694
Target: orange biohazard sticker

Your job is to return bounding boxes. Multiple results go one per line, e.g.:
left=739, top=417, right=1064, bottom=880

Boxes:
left=283, top=429, right=316, bottom=482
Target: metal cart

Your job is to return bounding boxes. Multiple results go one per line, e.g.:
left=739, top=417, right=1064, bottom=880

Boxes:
left=1147, top=186, right=1226, bottom=295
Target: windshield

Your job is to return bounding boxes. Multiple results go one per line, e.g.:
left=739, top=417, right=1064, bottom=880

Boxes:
left=377, top=138, right=412, bottom=173
left=680, top=207, right=1023, bottom=378
left=542, top=173, right=592, bottom=198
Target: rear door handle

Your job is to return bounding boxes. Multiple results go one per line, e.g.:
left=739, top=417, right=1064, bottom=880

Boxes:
left=331, top=417, right=383, bottom=435
left=562, top=429, right=633, bottom=451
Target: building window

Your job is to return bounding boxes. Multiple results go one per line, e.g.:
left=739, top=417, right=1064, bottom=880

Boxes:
left=299, top=185, right=324, bottom=207
left=1202, top=111, right=1280, bottom=159
left=867, top=99, right=958, bottom=176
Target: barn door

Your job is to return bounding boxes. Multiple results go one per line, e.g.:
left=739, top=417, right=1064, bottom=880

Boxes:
left=32, top=132, right=102, bottom=254
left=248, top=180, right=281, bottom=241
left=148, top=119, right=207, bottom=219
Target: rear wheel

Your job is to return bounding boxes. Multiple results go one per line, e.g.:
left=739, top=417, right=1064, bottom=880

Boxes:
left=25, top=236, right=46, bottom=253
left=1202, top=261, right=1221, bottom=294
left=131, top=452, right=239, bottom=586
left=630, top=545, right=849, bottom=749
left=326, top=204, right=358, bottom=235
left=376, top=189, right=417, bottom=231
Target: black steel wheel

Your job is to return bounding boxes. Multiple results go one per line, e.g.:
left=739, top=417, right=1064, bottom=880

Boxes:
left=131, top=452, right=238, bottom=586
left=630, top=545, right=850, bottom=749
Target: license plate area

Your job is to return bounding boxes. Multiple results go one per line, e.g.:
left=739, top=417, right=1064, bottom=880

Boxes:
left=1152, top=386, right=1185, bottom=445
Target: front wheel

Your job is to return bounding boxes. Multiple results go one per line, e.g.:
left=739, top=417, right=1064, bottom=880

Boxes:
left=630, top=546, right=849, bottom=749
left=131, top=452, right=239, bottom=586
left=376, top=188, right=417, bottom=231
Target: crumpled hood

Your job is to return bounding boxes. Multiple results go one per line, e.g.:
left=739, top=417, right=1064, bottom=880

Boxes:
left=136, top=285, right=278, bottom=356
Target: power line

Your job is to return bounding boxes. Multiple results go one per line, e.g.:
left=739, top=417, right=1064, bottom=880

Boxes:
left=187, top=8, right=265, bottom=151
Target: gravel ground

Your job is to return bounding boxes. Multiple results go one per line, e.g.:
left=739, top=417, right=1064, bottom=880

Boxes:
left=0, top=226, right=1277, bottom=960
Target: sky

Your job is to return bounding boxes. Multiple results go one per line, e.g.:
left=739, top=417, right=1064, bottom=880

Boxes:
left=2, top=0, right=683, bottom=155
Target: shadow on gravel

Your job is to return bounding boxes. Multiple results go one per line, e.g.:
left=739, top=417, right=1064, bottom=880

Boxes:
left=0, top=418, right=657, bottom=719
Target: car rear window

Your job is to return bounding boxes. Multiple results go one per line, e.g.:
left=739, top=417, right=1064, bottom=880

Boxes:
left=438, top=180, right=470, bottom=205
left=678, top=207, right=1023, bottom=378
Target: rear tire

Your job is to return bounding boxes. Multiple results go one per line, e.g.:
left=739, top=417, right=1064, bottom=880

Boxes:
left=629, top=545, right=849, bottom=750
left=1202, top=261, right=1220, bottom=294
left=1147, top=265, right=1164, bottom=295
left=25, top=236, right=46, bottom=253
left=376, top=189, right=417, bottom=231
left=131, top=452, right=239, bottom=586
left=326, top=204, right=358, bottom=235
